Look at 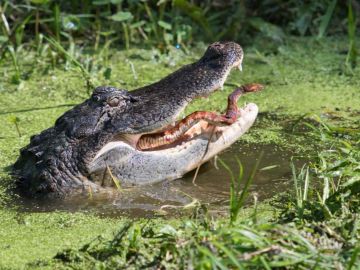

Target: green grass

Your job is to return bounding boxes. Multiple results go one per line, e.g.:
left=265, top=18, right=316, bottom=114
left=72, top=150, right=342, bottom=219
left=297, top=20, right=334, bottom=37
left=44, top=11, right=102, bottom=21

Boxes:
left=0, top=0, right=353, bottom=53
left=219, top=154, right=263, bottom=224
left=0, top=36, right=359, bottom=268
left=345, top=0, right=357, bottom=72
left=33, top=118, right=359, bottom=269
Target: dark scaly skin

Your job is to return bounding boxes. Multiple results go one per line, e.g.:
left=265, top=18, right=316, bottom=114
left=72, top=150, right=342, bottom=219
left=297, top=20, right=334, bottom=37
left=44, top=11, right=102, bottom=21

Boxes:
left=137, top=83, right=264, bottom=150
left=13, top=41, right=245, bottom=198
left=120, top=42, right=243, bottom=134
left=13, top=87, right=137, bottom=195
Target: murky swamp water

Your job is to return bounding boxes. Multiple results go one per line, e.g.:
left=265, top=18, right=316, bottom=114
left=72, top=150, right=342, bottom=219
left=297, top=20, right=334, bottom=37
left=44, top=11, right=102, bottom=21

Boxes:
left=16, top=142, right=304, bottom=217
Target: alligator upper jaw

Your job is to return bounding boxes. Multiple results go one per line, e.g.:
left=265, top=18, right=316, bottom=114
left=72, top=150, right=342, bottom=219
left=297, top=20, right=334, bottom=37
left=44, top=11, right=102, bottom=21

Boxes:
left=89, top=103, right=258, bottom=187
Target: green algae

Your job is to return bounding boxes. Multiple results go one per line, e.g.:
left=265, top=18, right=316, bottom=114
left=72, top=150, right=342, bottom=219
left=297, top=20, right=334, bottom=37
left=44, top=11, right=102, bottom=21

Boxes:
left=0, top=36, right=359, bottom=268
left=0, top=211, right=121, bottom=268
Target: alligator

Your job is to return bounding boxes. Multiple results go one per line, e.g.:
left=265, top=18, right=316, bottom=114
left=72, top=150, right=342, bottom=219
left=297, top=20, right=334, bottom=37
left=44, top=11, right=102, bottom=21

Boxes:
left=13, top=41, right=263, bottom=198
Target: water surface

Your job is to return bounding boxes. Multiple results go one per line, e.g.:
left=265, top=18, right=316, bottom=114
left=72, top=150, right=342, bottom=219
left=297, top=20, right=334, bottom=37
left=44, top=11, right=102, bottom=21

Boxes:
left=18, top=143, right=304, bottom=217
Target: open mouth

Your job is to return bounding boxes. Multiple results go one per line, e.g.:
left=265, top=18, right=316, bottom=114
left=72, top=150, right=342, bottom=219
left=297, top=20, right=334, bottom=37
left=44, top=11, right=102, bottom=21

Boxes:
left=89, top=83, right=262, bottom=187
left=89, top=103, right=259, bottom=187
left=135, top=82, right=263, bottom=151
left=94, top=83, right=263, bottom=161
left=89, top=102, right=259, bottom=187
left=136, top=102, right=258, bottom=152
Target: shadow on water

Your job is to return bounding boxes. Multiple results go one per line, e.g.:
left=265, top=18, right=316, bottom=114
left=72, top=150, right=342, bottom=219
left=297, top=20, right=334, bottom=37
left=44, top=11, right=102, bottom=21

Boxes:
left=16, top=143, right=305, bottom=218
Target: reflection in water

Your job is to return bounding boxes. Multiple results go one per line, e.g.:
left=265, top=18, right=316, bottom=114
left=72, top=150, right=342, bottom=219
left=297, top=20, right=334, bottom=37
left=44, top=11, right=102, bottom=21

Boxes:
left=18, top=143, right=304, bottom=217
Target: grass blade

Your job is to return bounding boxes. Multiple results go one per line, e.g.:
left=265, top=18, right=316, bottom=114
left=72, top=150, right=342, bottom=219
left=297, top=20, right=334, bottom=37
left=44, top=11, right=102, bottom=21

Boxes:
left=317, top=0, right=337, bottom=38
left=346, top=0, right=357, bottom=70
left=44, top=36, right=94, bottom=92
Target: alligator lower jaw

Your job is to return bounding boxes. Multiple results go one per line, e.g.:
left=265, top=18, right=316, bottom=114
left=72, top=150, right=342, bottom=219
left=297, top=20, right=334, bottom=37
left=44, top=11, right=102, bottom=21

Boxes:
left=89, top=103, right=258, bottom=187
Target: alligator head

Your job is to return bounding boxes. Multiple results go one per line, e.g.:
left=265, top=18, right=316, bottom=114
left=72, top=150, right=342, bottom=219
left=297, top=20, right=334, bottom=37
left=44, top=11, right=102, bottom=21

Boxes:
left=13, top=41, right=260, bottom=198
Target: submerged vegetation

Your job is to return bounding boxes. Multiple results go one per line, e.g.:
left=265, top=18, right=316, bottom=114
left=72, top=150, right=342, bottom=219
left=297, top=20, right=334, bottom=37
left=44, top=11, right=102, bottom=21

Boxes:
left=0, top=0, right=359, bottom=269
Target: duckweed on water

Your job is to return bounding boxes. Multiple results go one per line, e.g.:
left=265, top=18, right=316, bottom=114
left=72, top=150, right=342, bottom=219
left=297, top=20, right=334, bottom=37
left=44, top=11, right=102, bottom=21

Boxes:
left=0, top=37, right=359, bottom=268
left=38, top=115, right=360, bottom=269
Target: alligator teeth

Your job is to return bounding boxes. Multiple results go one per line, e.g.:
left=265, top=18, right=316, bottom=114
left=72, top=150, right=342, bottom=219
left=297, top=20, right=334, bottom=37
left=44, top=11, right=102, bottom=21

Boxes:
left=238, top=63, right=243, bottom=72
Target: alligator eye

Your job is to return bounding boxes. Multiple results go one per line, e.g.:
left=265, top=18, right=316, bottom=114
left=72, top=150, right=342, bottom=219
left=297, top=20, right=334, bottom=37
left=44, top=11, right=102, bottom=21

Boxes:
left=108, top=97, right=120, bottom=107
left=92, top=95, right=101, bottom=102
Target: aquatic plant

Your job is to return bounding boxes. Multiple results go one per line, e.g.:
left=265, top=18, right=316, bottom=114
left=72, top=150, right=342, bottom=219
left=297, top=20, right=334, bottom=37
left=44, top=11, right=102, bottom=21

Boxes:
left=290, top=163, right=310, bottom=220
left=219, top=154, right=262, bottom=224
left=44, top=36, right=95, bottom=92
left=0, top=34, right=359, bottom=268
left=7, top=115, right=21, bottom=137
left=37, top=120, right=360, bottom=269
